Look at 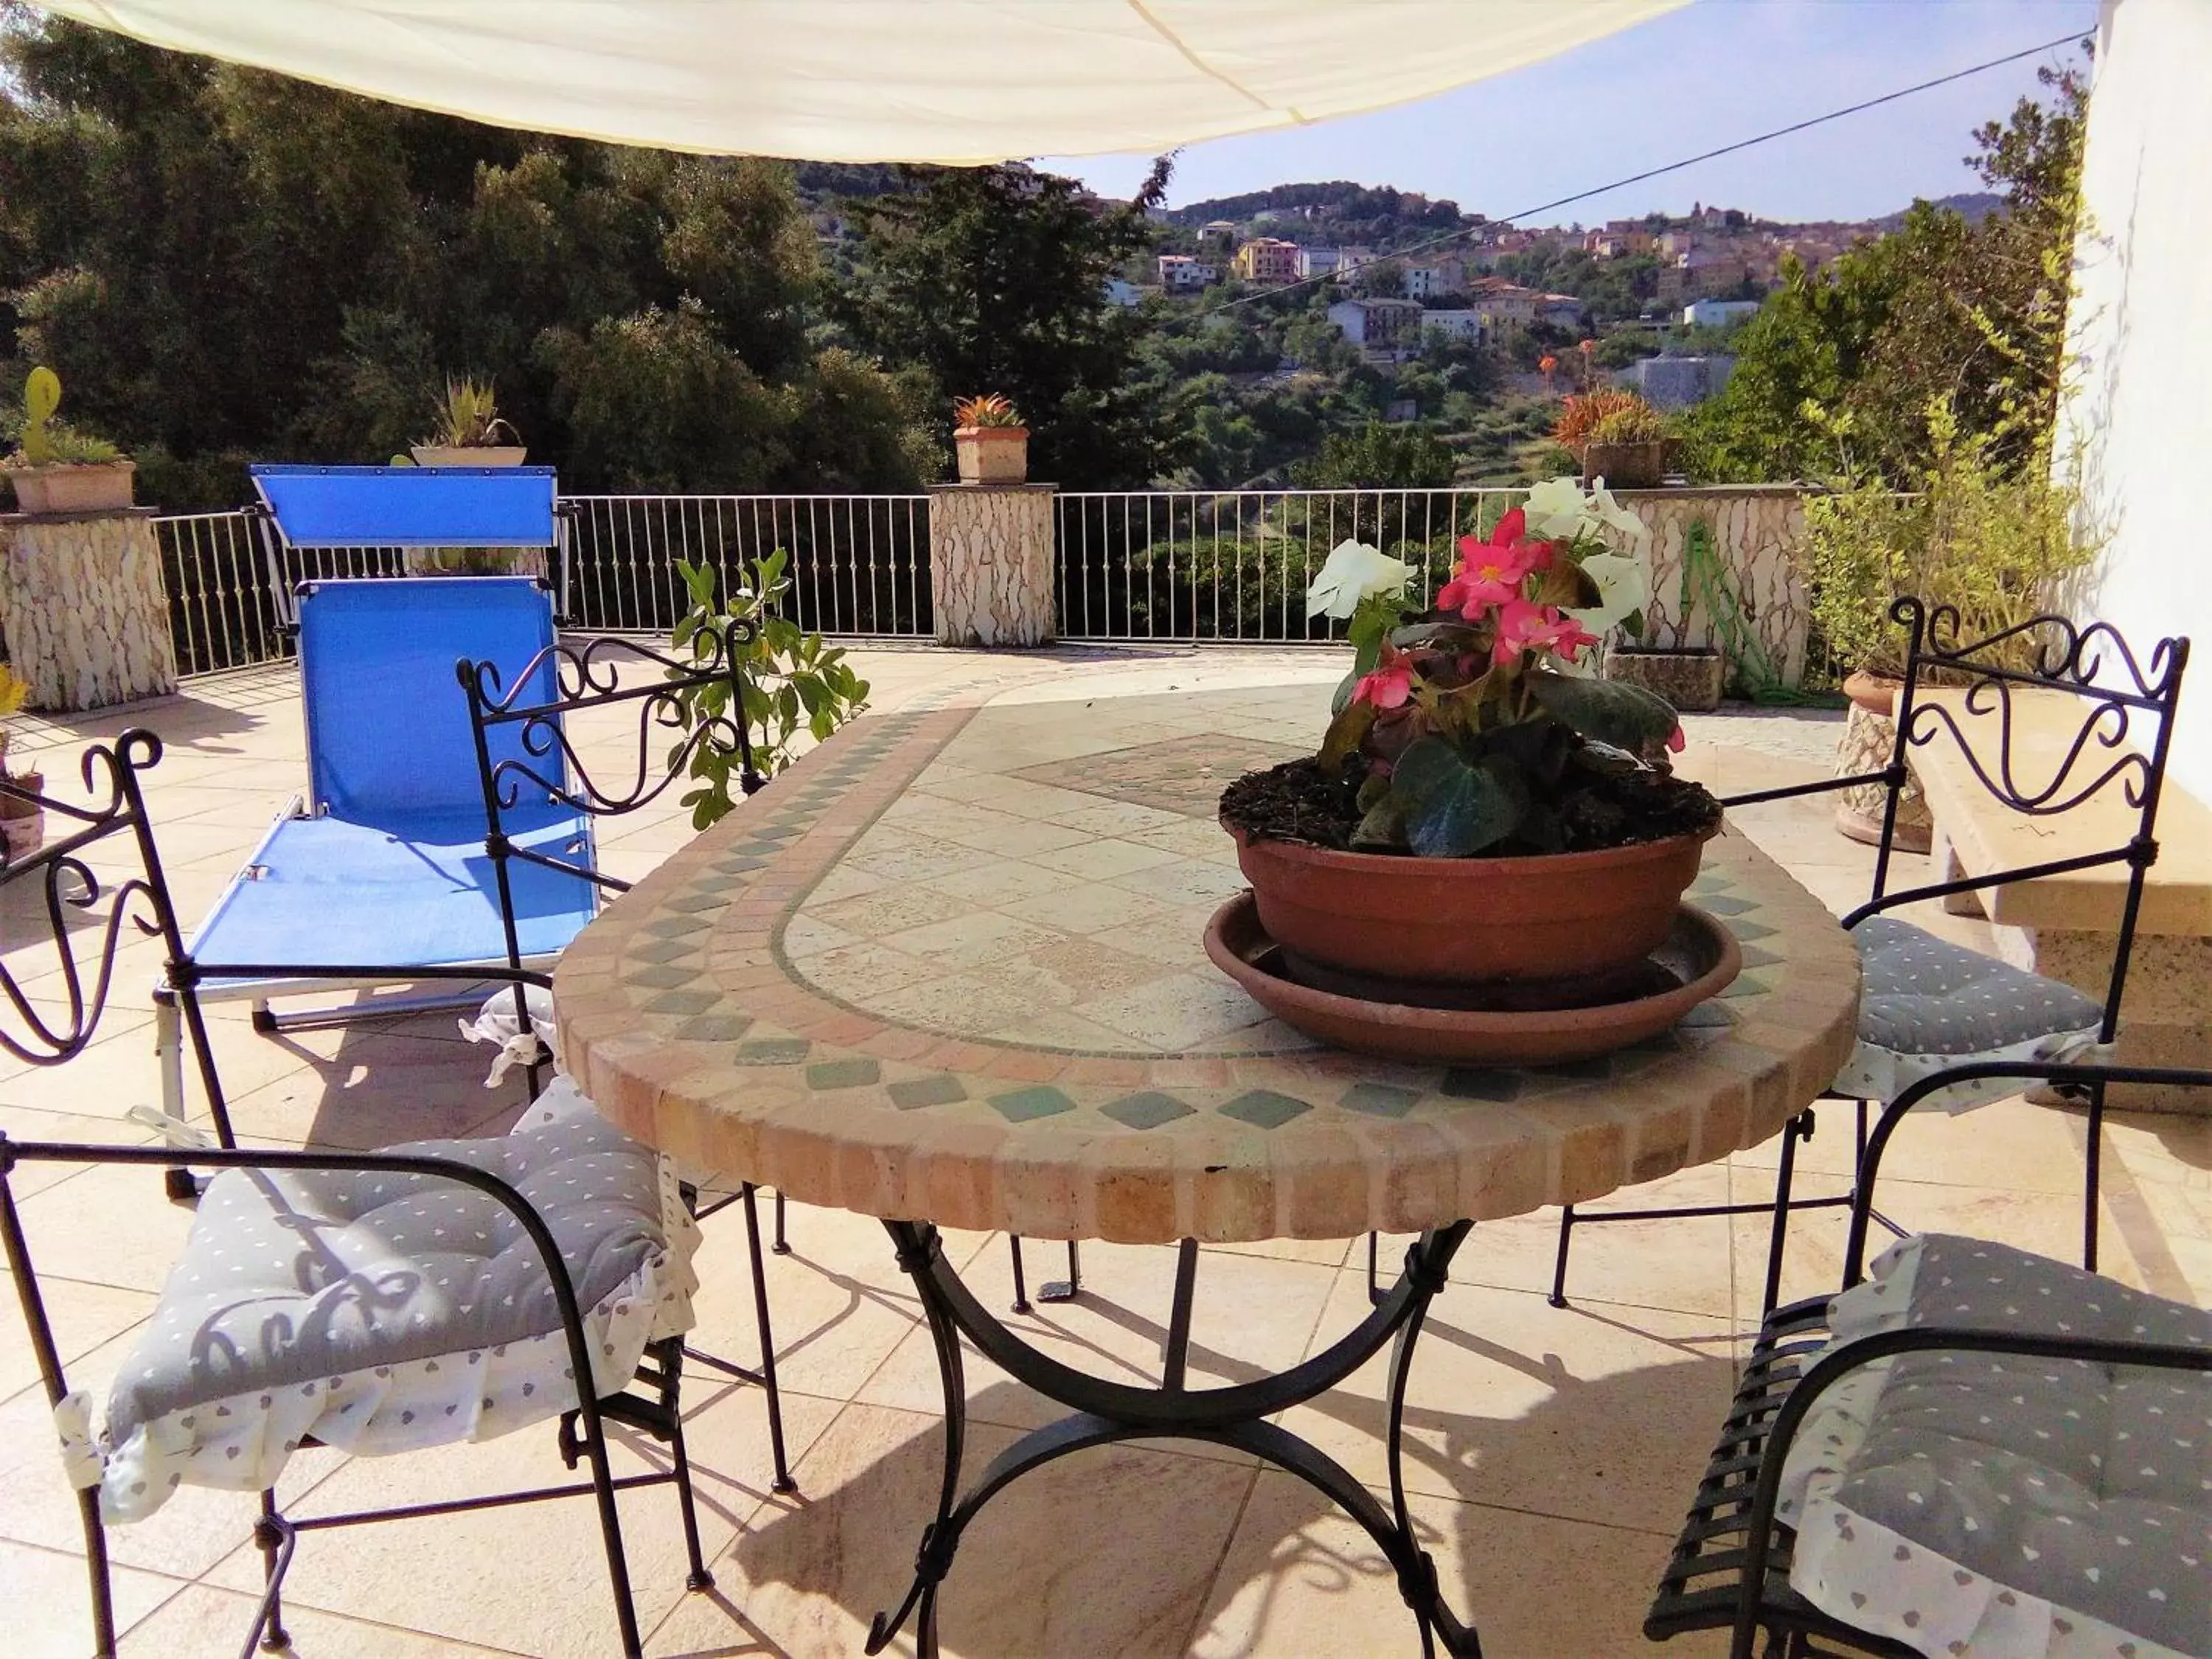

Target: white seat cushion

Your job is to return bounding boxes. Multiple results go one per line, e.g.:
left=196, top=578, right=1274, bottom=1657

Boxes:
left=1832, top=917, right=2109, bottom=1113
left=1778, top=1234, right=2212, bottom=1658
left=85, top=1078, right=695, bottom=1523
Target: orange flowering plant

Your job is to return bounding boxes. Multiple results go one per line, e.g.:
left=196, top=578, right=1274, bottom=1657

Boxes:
left=1309, top=476, right=1695, bottom=858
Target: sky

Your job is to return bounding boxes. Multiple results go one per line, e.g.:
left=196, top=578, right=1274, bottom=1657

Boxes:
left=1040, top=0, right=2100, bottom=226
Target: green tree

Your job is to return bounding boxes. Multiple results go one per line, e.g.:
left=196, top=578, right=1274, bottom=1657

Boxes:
left=1290, top=421, right=1455, bottom=490
left=0, top=14, right=928, bottom=505
left=839, top=159, right=1174, bottom=487
left=1683, top=58, right=2087, bottom=484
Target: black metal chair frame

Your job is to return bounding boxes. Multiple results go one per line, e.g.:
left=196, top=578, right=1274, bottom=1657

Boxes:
left=0, top=734, right=715, bottom=1658
left=458, top=620, right=801, bottom=1492
left=1548, top=599, right=2189, bottom=1315
left=1645, top=1059, right=2212, bottom=1659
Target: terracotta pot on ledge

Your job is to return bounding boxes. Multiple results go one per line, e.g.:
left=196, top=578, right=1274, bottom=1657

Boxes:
left=4, top=460, right=135, bottom=515
left=953, top=426, right=1029, bottom=484
left=1834, top=670, right=1933, bottom=852
left=1224, top=822, right=1718, bottom=988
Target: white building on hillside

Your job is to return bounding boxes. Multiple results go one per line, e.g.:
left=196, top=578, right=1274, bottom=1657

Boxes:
left=1681, top=297, right=1762, bottom=329
left=1420, top=309, right=1485, bottom=344
left=1326, top=296, right=1424, bottom=352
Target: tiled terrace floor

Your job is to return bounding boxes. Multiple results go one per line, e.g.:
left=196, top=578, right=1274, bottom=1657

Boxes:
left=4, top=646, right=2208, bottom=1658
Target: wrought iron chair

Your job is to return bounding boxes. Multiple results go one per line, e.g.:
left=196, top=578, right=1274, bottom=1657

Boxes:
left=1, top=733, right=717, bottom=1659
left=459, top=621, right=1082, bottom=1341
left=1548, top=600, right=2190, bottom=1315
left=458, top=620, right=796, bottom=1491
left=1644, top=1059, right=2212, bottom=1659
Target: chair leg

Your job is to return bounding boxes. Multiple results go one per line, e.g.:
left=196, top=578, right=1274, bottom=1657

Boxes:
left=773, top=1187, right=790, bottom=1255
left=576, top=1412, right=647, bottom=1659
left=740, top=1184, right=795, bottom=1493
left=1761, top=1111, right=1812, bottom=1317
left=1548, top=1206, right=1577, bottom=1309
left=1008, top=1234, right=1032, bottom=1315
left=74, top=1486, right=118, bottom=1658
left=2084, top=1079, right=2107, bottom=1273
left=658, top=1342, right=716, bottom=1592
left=251, top=1486, right=293, bottom=1654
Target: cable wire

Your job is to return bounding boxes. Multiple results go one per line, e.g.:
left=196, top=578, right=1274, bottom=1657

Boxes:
left=1198, top=28, right=2087, bottom=314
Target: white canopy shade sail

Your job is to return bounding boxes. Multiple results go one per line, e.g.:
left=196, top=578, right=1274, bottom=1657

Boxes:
left=29, top=1, right=1684, bottom=164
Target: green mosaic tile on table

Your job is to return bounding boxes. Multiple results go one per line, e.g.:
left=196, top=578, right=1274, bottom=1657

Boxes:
left=990, top=1085, right=1079, bottom=1123
left=888, top=1074, right=967, bottom=1110
left=1100, top=1091, right=1197, bottom=1130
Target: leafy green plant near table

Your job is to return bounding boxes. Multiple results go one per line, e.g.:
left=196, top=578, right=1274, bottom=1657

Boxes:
left=1802, top=397, right=2095, bottom=684
left=665, top=551, right=870, bottom=829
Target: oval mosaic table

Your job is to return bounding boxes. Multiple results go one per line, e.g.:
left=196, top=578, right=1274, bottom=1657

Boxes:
left=554, top=681, right=1863, bottom=1657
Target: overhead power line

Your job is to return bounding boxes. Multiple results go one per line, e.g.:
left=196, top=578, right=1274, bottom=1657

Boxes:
left=1198, top=29, right=2087, bottom=315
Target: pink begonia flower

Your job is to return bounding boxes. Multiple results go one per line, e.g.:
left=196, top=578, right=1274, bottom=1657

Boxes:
left=1667, top=725, right=1687, bottom=753
left=1491, top=600, right=1600, bottom=667
left=1438, top=509, right=1552, bottom=617
left=1352, top=644, right=1415, bottom=709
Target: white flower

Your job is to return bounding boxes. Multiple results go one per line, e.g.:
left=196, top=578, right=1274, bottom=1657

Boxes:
left=1305, top=540, right=1413, bottom=619
left=1583, top=479, right=1649, bottom=546
left=1520, top=476, right=1590, bottom=542
left=1566, top=548, right=1652, bottom=643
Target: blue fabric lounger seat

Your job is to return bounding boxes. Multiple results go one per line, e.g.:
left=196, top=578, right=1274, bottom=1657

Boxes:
left=189, top=809, right=594, bottom=982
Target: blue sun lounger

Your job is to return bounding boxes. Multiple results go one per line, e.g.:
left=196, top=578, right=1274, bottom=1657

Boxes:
left=155, top=467, right=595, bottom=1119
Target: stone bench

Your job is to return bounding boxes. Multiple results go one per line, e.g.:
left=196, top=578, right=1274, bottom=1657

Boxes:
left=1916, top=686, right=2212, bottom=1113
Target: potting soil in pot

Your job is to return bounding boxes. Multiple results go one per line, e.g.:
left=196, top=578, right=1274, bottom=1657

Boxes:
left=1220, top=748, right=1721, bottom=856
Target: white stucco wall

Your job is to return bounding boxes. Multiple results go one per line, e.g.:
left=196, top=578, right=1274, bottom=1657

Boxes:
left=2061, top=0, right=2212, bottom=797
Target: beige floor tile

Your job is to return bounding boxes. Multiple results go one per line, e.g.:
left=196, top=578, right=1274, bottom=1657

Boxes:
left=123, top=1582, right=521, bottom=1656
left=201, top=1366, right=843, bottom=1658
left=0, top=1324, right=348, bottom=1577
left=855, top=1241, right=1340, bottom=1446
left=1447, top=1163, right=1743, bottom=1320
left=0, top=1537, right=188, bottom=1658
left=683, top=1200, right=993, bottom=1406
left=662, top=1402, right=1254, bottom=1659
left=1028, top=838, right=1182, bottom=882
left=1277, top=1272, right=1736, bottom=1535
left=0, top=1270, right=157, bottom=1405
left=1189, top=1473, right=1731, bottom=1659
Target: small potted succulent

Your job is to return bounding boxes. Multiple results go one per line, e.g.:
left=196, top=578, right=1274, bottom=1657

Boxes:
left=0, top=664, right=43, bottom=864
left=1581, top=401, right=1674, bottom=489
left=951, top=394, right=1029, bottom=484
left=4, top=369, right=135, bottom=515
left=1219, top=476, right=1721, bottom=990
left=410, top=377, right=527, bottom=467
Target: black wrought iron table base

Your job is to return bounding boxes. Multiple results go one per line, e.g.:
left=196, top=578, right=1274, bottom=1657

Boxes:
left=869, top=1218, right=1482, bottom=1659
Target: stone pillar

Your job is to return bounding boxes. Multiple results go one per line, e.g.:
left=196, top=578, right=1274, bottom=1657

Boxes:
left=0, top=508, right=178, bottom=712
left=928, top=483, right=1056, bottom=647
left=1616, top=484, right=1812, bottom=690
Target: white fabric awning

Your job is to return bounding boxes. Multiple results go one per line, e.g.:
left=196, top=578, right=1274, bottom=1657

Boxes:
left=30, top=1, right=1683, bottom=163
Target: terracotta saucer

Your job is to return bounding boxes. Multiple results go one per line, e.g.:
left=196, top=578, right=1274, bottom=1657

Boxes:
left=1203, top=894, right=1743, bottom=1066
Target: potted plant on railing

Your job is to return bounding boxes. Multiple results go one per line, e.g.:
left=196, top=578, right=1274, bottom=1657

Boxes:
left=0, top=664, right=42, bottom=865
left=1550, top=388, right=1640, bottom=479
left=3, top=368, right=135, bottom=515
left=1801, top=399, right=2095, bottom=849
left=951, top=394, right=1029, bottom=484
left=1218, top=477, right=1720, bottom=1000
left=1581, top=400, right=1674, bottom=489
left=410, top=377, right=527, bottom=467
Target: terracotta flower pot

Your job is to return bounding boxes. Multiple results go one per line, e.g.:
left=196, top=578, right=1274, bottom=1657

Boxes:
left=409, top=445, right=529, bottom=467
left=1580, top=438, right=1669, bottom=490
left=1224, top=821, right=1719, bottom=986
left=1833, top=672, right=1932, bottom=852
left=5, top=461, right=135, bottom=515
left=953, top=427, right=1029, bottom=484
